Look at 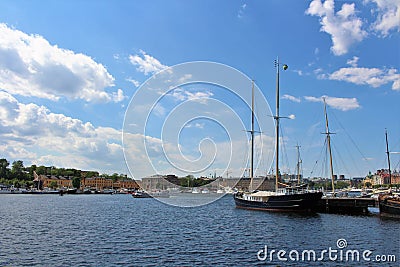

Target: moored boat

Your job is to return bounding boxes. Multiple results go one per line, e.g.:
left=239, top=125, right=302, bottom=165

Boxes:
left=131, top=190, right=151, bottom=198
left=151, top=190, right=170, bottom=198
left=131, top=190, right=170, bottom=198
left=378, top=130, right=400, bottom=218
left=234, top=59, right=322, bottom=212
left=379, top=194, right=400, bottom=218
left=234, top=188, right=323, bottom=212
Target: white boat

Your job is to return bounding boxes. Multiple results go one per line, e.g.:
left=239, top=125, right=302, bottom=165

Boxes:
left=201, top=188, right=210, bottom=194
left=0, top=188, right=13, bottom=194
left=0, top=186, right=21, bottom=194
left=191, top=188, right=200, bottom=194
left=167, top=187, right=181, bottom=195
left=150, top=190, right=170, bottom=198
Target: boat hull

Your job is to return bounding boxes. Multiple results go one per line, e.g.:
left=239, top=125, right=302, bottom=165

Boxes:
left=233, top=191, right=323, bottom=212
left=131, top=192, right=151, bottom=198
left=379, top=196, right=400, bottom=219
left=131, top=191, right=170, bottom=198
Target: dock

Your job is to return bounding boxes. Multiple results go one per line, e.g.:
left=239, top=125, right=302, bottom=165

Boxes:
left=316, top=197, right=377, bottom=215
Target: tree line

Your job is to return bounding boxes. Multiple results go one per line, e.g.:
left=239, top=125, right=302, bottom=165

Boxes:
left=0, top=158, right=131, bottom=188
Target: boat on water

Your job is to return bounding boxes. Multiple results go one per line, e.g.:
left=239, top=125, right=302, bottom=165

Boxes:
left=201, top=188, right=210, bottom=194
left=378, top=130, right=400, bottom=218
left=131, top=190, right=151, bottom=198
left=131, top=190, right=170, bottom=198
left=152, top=190, right=170, bottom=198
left=235, top=186, right=323, bottom=212
left=191, top=187, right=200, bottom=194
left=216, top=189, right=225, bottom=194
left=379, top=194, right=400, bottom=218
left=234, top=59, right=322, bottom=212
left=0, top=186, right=17, bottom=194
left=0, top=188, right=15, bottom=194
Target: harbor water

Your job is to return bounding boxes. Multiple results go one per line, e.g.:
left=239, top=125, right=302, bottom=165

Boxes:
left=0, top=194, right=398, bottom=266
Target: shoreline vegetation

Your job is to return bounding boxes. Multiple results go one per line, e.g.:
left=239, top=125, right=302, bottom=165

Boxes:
left=0, top=158, right=131, bottom=189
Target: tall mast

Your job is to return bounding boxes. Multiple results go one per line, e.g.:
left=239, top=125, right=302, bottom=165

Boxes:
left=323, top=98, right=335, bottom=193
left=296, top=144, right=301, bottom=185
left=274, top=58, right=288, bottom=192
left=385, top=129, right=392, bottom=185
left=249, top=80, right=255, bottom=191
left=274, top=58, right=280, bottom=192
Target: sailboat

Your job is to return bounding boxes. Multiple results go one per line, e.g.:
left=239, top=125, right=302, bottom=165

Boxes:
left=233, top=58, right=322, bottom=212
left=378, top=130, right=400, bottom=218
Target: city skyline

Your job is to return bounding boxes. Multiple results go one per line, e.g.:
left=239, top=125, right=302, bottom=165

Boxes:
left=0, top=0, right=399, bottom=179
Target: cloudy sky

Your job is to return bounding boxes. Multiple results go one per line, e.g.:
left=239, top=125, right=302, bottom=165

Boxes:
left=0, top=0, right=399, bottom=179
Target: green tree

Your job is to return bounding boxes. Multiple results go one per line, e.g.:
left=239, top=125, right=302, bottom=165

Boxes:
left=36, top=165, right=46, bottom=175
left=28, top=164, right=37, bottom=179
left=85, top=171, right=99, bottom=178
left=72, top=177, right=81, bottom=189
left=64, top=169, right=75, bottom=177
left=11, top=160, right=27, bottom=180
left=0, top=158, right=10, bottom=179
left=111, top=173, right=120, bottom=182
left=49, top=181, right=58, bottom=189
left=23, top=180, right=33, bottom=188
left=12, top=179, right=21, bottom=188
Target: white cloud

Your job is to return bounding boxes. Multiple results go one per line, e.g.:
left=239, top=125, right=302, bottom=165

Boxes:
left=346, top=56, right=359, bottom=67
left=282, top=94, right=301, bottom=103
left=126, top=77, right=141, bottom=87
left=306, top=0, right=367, bottom=55
left=112, top=88, right=127, bottom=102
left=184, top=122, right=205, bottom=129
left=129, top=50, right=167, bottom=75
left=304, top=95, right=360, bottom=111
left=0, top=91, right=127, bottom=173
left=367, top=0, right=400, bottom=36
left=178, top=74, right=193, bottom=84
left=0, top=23, right=119, bottom=102
left=153, top=103, right=167, bottom=117
left=170, top=88, right=214, bottom=104
left=329, top=67, right=400, bottom=90
left=238, top=3, right=247, bottom=18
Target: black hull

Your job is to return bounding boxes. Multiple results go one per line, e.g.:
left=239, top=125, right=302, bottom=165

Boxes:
left=379, top=198, right=400, bottom=219
left=131, top=192, right=152, bottom=198
left=234, top=191, right=323, bottom=212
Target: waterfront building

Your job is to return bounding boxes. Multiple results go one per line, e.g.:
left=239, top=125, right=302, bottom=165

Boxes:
left=35, top=174, right=73, bottom=188
left=83, top=177, right=113, bottom=189
left=141, top=174, right=176, bottom=190
left=33, top=173, right=139, bottom=190
left=113, top=179, right=140, bottom=190
left=139, top=174, right=275, bottom=191
left=369, top=169, right=400, bottom=185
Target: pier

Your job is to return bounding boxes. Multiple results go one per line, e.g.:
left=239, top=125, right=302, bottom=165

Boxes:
left=315, top=197, right=377, bottom=215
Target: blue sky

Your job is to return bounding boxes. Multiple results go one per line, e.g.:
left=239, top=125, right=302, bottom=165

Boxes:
left=0, top=0, right=399, bottom=179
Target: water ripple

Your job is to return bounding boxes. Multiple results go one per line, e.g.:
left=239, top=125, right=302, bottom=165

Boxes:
left=0, top=194, right=398, bottom=266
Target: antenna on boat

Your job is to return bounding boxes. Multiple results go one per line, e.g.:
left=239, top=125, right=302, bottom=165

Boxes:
left=385, top=129, right=392, bottom=185
left=274, top=57, right=288, bottom=192
left=323, top=98, right=335, bottom=194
